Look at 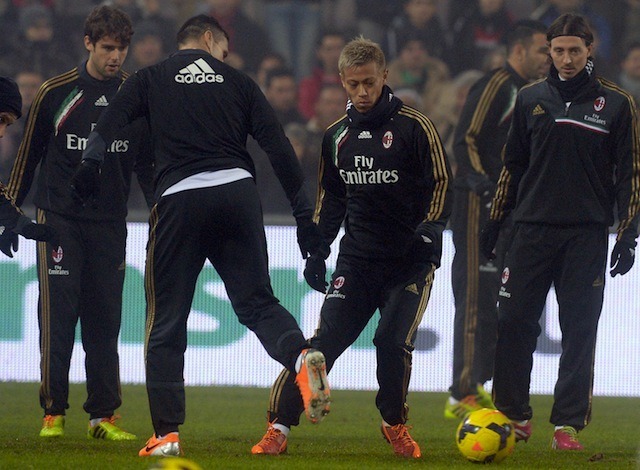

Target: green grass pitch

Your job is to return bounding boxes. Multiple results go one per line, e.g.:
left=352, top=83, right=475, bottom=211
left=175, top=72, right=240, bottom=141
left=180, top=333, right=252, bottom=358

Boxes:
left=0, top=382, right=638, bottom=469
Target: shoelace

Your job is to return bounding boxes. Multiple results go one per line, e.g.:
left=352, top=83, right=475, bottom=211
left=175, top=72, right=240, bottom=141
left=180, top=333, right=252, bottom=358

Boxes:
left=43, top=415, right=58, bottom=428
left=561, top=427, right=579, bottom=441
left=261, top=427, right=284, bottom=446
left=389, top=424, right=414, bottom=447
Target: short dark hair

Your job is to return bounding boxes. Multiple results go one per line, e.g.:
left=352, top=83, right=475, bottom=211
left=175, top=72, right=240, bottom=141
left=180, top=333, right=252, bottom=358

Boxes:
left=504, top=19, right=547, bottom=54
left=265, top=67, right=295, bottom=89
left=177, top=14, right=229, bottom=46
left=84, top=5, right=133, bottom=46
left=546, top=13, right=593, bottom=47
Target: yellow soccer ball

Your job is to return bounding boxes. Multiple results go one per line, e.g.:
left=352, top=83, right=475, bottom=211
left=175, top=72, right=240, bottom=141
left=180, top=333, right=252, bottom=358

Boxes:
left=456, top=408, right=516, bottom=464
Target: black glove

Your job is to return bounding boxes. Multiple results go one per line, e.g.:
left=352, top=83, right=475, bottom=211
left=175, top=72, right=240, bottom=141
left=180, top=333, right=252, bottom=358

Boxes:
left=408, top=232, right=435, bottom=264
left=610, top=239, right=636, bottom=277
left=296, top=218, right=330, bottom=260
left=70, top=159, right=101, bottom=205
left=0, top=229, right=18, bottom=257
left=304, top=255, right=328, bottom=293
left=18, top=220, right=59, bottom=246
left=479, top=219, right=501, bottom=260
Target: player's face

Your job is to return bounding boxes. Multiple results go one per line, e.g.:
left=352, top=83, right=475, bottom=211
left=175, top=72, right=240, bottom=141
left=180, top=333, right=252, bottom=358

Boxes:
left=0, top=112, right=18, bottom=138
left=549, top=35, right=591, bottom=80
left=85, top=35, right=129, bottom=80
left=522, top=33, right=550, bottom=80
left=340, top=61, right=387, bottom=114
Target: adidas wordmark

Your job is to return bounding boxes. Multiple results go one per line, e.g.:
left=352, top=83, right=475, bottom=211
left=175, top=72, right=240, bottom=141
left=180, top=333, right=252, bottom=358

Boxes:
left=175, top=58, right=224, bottom=84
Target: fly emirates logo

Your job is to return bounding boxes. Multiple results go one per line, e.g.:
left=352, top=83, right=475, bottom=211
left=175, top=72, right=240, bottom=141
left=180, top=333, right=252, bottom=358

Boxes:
left=339, top=155, right=399, bottom=185
left=66, top=134, right=129, bottom=153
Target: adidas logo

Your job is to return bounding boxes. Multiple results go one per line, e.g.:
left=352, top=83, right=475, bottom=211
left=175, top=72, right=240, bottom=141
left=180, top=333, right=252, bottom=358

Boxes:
left=405, top=283, right=419, bottom=295
left=175, top=58, right=224, bottom=84
left=532, top=104, right=545, bottom=115
left=94, top=95, right=109, bottom=107
left=358, top=130, right=372, bottom=139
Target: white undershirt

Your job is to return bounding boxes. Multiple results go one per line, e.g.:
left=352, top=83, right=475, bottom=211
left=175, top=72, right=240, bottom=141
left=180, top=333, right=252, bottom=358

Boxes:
left=161, top=168, right=252, bottom=197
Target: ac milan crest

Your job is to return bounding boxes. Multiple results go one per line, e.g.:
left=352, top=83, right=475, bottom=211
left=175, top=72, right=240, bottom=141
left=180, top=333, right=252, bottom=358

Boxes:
left=501, top=267, right=510, bottom=285
left=382, top=131, right=393, bottom=149
left=333, top=276, right=345, bottom=289
left=593, top=96, right=605, bottom=112
left=52, top=246, right=63, bottom=263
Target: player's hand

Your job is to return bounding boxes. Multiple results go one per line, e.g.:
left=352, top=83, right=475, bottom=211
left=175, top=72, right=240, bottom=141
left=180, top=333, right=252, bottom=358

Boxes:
left=408, top=232, right=435, bottom=264
left=18, top=220, right=59, bottom=246
left=296, top=218, right=330, bottom=260
left=0, top=229, right=18, bottom=257
left=610, top=239, right=635, bottom=277
left=304, top=255, right=328, bottom=293
left=70, top=159, right=101, bottom=205
left=479, top=219, right=501, bottom=260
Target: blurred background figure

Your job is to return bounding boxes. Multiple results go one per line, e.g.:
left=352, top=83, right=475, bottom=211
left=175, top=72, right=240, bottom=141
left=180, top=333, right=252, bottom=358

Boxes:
left=448, top=0, right=514, bottom=75
left=263, top=0, right=323, bottom=79
left=126, top=20, right=167, bottom=71
left=386, top=0, right=447, bottom=62
left=0, top=4, right=77, bottom=78
left=297, top=29, right=345, bottom=121
left=304, top=82, right=346, bottom=195
left=387, top=36, right=450, bottom=114
left=618, top=41, right=640, bottom=109
left=253, top=51, right=288, bottom=91
left=264, top=67, right=306, bottom=126
left=198, top=0, right=272, bottom=73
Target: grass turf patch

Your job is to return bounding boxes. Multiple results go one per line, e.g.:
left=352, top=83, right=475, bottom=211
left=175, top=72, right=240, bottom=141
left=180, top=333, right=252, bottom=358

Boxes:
left=0, top=382, right=637, bottom=469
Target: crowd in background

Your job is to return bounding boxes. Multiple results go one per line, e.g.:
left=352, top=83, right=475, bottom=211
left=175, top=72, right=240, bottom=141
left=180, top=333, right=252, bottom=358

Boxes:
left=2, top=0, right=640, bottom=218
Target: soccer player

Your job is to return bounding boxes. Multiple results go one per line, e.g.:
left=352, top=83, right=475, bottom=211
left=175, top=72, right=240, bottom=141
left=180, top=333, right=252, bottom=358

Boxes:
left=68, top=15, right=330, bottom=456
left=0, top=76, right=57, bottom=255
left=5, top=6, right=154, bottom=440
left=445, top=20, right=549, bottom=420
left=481, top=13, right=639, bottom=450
left=252, top=36, right=452, bottom=458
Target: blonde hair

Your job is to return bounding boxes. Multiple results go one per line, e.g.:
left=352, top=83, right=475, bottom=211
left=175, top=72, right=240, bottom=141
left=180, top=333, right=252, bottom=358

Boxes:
left=338, top=36, right=386, bottom=74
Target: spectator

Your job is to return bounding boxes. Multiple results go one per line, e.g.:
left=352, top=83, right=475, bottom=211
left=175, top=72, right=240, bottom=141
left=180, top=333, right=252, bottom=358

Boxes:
left=353, top=0, right=402, bottom=45
left=297, top=29, right=345, bottom=120
left=264, top=67, right=306, bottom=126
left=126, top=20, right=167, bottom=71
left=138, top=0, right=178, bottom=52
left=304, top=83, right=346, bottom=195
left=387, top=37, right=450, bottom=114
left=198, top=0, right=273, bottom=74
left=263, top=0, right=323, bottom=79
left=254, top=51, right=287, bottom=92
left=0, top=4, right=77, bottom=78
left=386, top=0, right=448, bottom=62
left=449, top=0, right=515, bottom=75
left=619, top=41, right=640, bottom=108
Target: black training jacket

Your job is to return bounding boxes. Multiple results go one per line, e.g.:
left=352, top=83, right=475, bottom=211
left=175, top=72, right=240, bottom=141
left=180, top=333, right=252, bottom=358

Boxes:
left=6, top=63, right=154, bottom=221
left=90, top=49, right=305, bottom=205
left=491, top=69, right=640, bottom=241
left=454, top=64, right=527, bottom=193
left=315, top=87, right=452, bottom=265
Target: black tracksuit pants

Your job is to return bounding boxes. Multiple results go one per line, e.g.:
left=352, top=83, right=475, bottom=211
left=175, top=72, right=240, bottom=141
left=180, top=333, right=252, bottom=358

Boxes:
left=450, top=188, right=507, bottom=398
left=266, top=255, right=435, bottom=428
left=144, top=179, right=308, bottom=435
left=36, top=209, right=126, bottom=419
left=492, top=222, right=607, bottom=430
